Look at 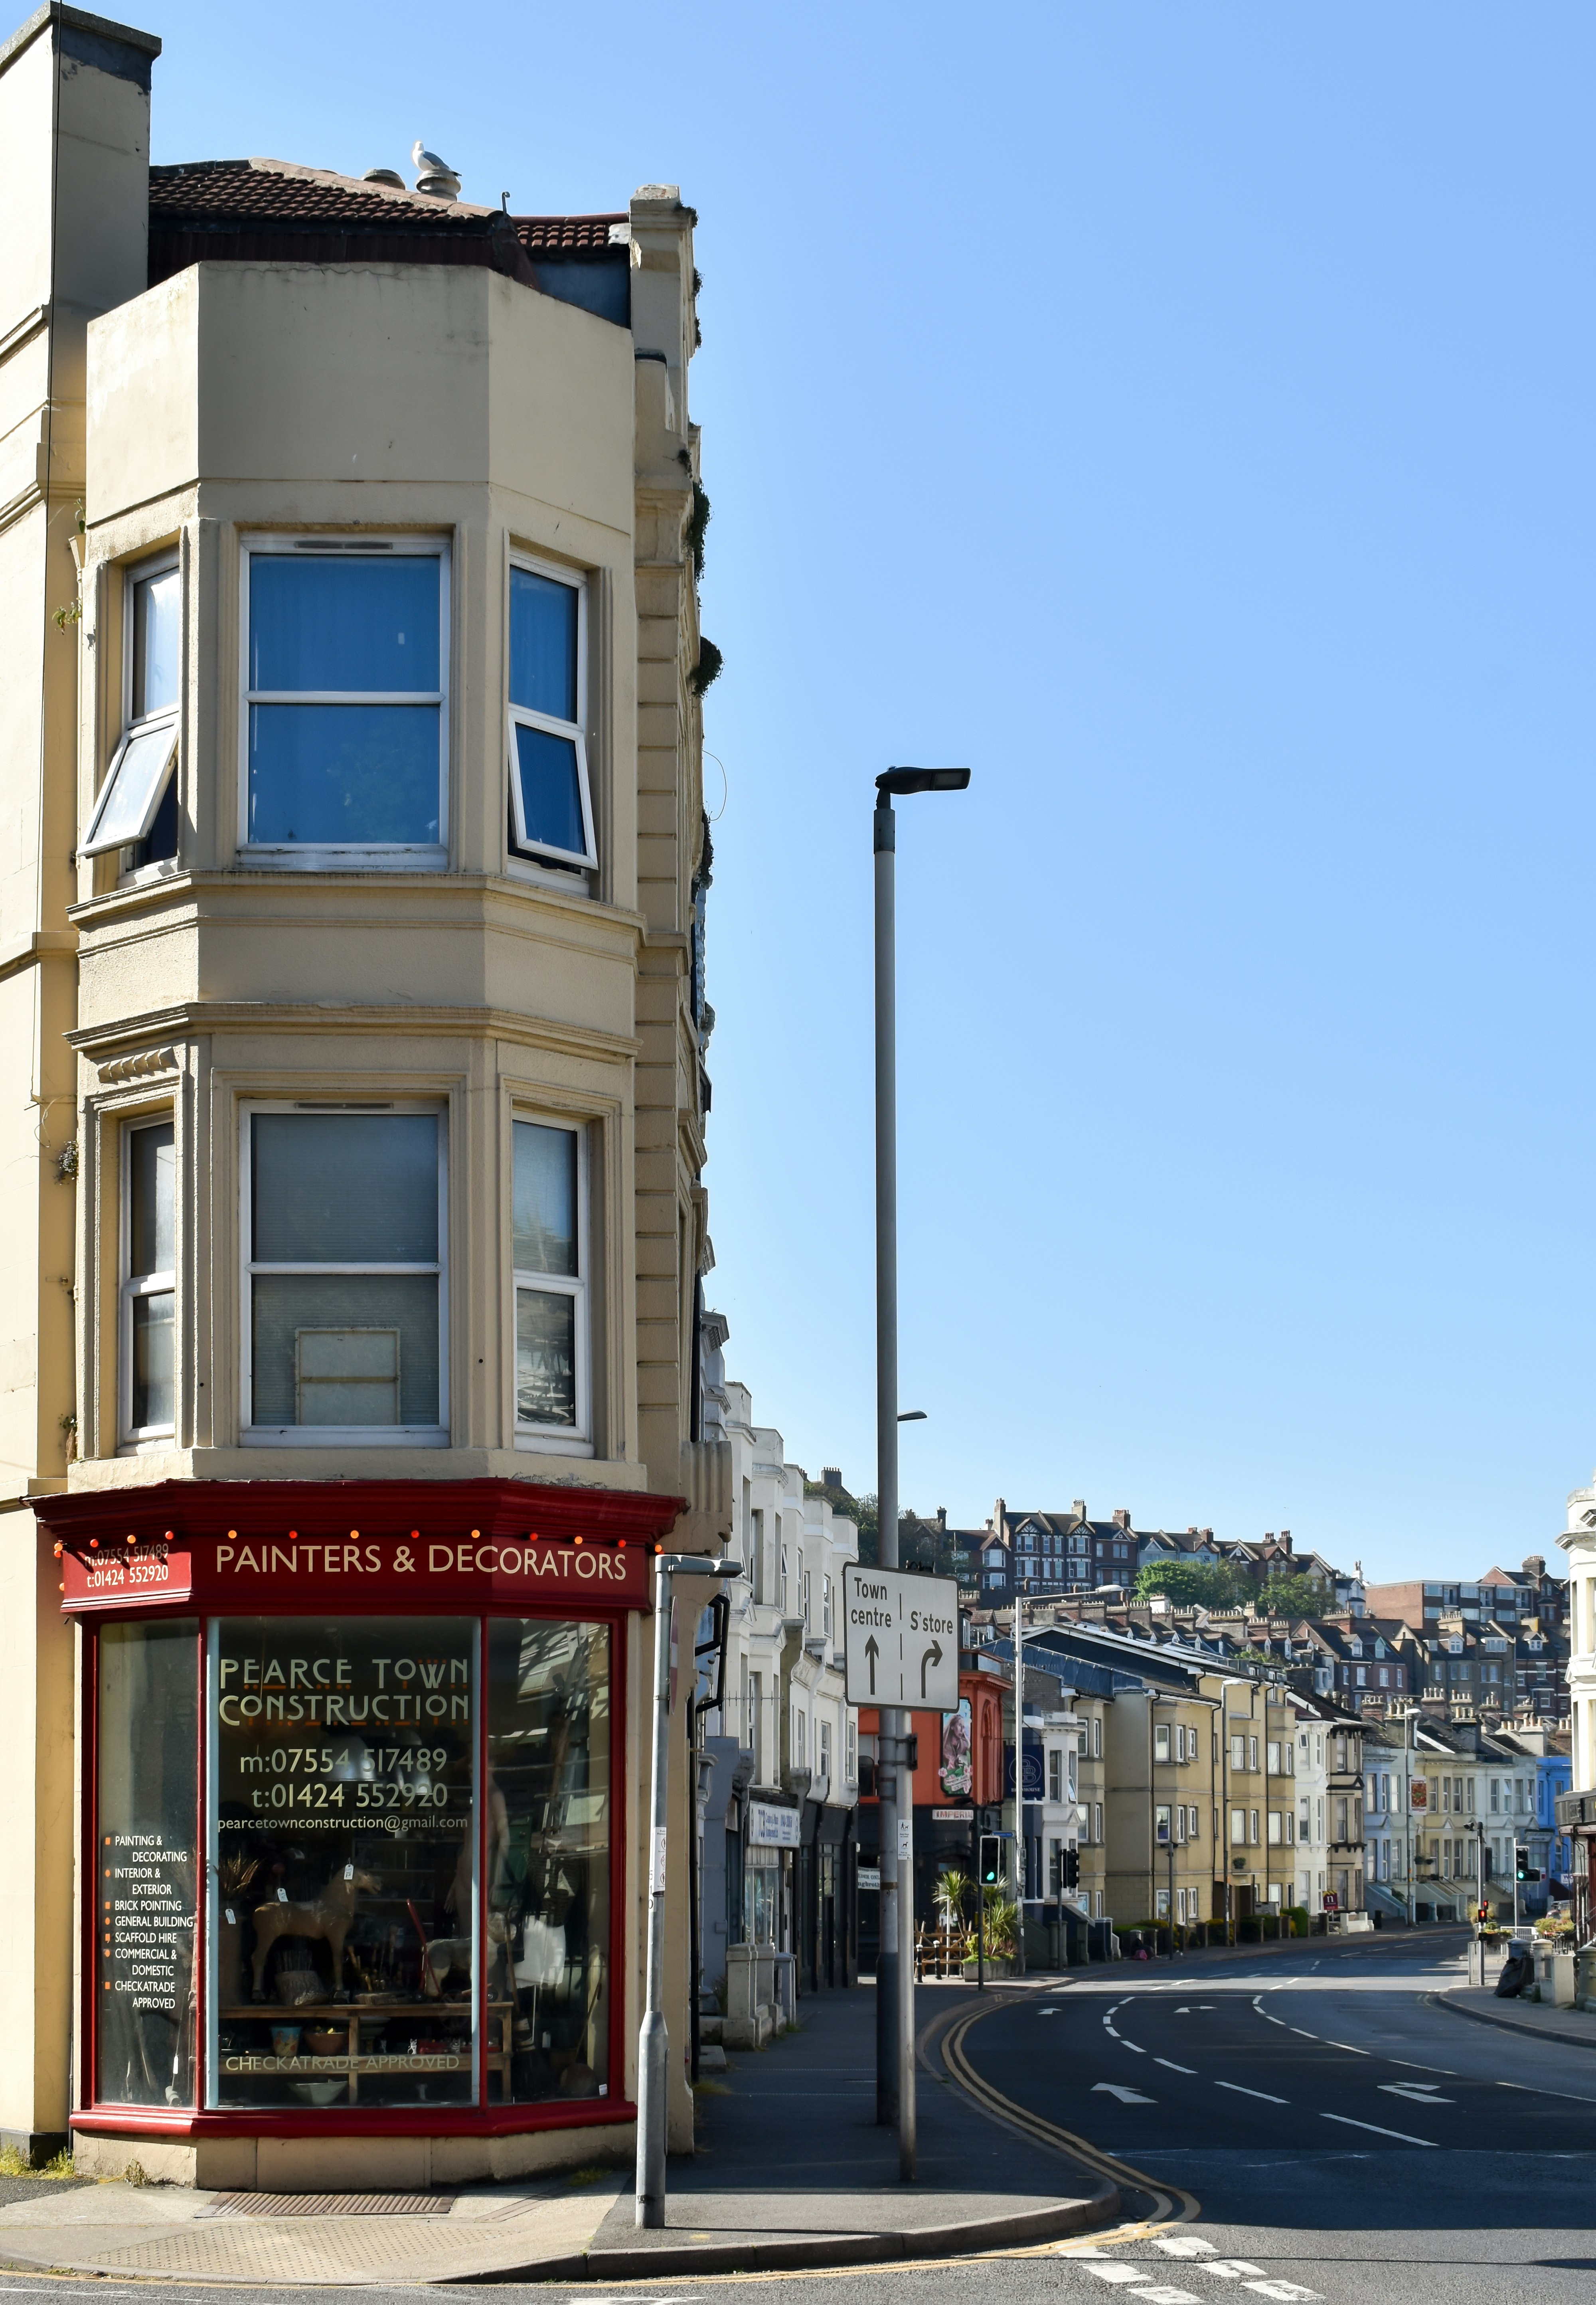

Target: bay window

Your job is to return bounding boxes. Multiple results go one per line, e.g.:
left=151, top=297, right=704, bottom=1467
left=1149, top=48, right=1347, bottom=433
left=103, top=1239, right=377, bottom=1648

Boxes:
left=83, top=553, right=180, bottom=866
left=243, top=1109, right=446, bottom=1443
left=242, top=541, right=448, bottom=863
left=508, top=560, right=596, bottom=871
left=122, top=1116, right=176, bottom=1442
left=512, top=1118, right=589, bottom=1446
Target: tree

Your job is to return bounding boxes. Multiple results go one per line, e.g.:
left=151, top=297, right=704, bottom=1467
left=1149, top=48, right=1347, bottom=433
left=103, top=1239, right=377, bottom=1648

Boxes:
left=1251, top=1572, right=1333, bottom=1619
left=1134, top=1559, right=1252, bottom=1610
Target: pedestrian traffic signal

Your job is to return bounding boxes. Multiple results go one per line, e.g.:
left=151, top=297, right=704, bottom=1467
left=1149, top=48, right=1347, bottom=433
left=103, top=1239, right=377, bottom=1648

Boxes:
left=979, top=1834, right=1002, bottom=1886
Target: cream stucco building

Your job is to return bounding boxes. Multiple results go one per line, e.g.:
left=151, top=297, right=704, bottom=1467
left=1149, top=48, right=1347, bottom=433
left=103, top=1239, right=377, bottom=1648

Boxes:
left=1, top=2, right=729, bottom=2186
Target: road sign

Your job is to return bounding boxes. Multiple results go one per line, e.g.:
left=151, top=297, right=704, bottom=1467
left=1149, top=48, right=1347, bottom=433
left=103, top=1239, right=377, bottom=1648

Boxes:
left=841, top=1562, right=959, bottom=1710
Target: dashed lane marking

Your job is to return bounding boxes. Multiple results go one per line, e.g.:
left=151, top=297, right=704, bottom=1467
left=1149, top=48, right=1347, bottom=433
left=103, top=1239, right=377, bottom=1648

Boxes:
left=1215, top=2082, right=1289, bottom=2104
left=1155, top=2059, right=1197, bottom=2074
left=1319, top=2111, right=1436, bottom=2146
left=1155, top=2239, right=1216, bottom=2258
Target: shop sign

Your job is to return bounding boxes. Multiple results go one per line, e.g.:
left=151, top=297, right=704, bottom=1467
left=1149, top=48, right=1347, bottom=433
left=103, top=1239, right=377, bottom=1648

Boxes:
left=59, top=1527, right=651, bottom=1614
left=932, top=1807, right=974, bottom=1823
left=857, top=1866, right=882, bottom=1889
left=748, top=1800, right=801, bottom=1848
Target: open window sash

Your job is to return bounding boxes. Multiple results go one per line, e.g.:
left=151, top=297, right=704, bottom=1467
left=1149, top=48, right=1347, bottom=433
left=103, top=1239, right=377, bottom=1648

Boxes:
left=82, top=717, right=178, bottom=857
left=508, top=709, right=597, bottom=869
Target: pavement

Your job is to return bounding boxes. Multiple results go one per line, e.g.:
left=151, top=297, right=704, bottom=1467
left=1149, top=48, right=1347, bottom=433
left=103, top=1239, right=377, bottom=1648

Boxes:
left=0, top=1981, right=1116, bottom=2285
left=1436, top=1983, right=1596, bottom=2050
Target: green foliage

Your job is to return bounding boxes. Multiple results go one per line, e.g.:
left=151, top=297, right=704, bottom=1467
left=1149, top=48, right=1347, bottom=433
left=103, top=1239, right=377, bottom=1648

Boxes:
left=0, top=2143, right=75, bottom=2179
left=1252, top=1572, right=1334, bottom=1618
left=1134, top=1559, right=1253, bottom=1609
left=935, top=1869, right=971, bottom=1932
left=979, top=1884, right=1018, bottom=1955
left=1134, top=1558, right=1333, bottom=1619
left=690, top=638, right=723, bottom=697
left=686, top=482, right=711, bottom=580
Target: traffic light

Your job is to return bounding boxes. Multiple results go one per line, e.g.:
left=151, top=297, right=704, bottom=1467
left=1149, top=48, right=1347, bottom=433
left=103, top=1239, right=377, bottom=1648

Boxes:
left=979, top=1834, right=1003, bottom=1886
left=1061, top=1846, right=1080, bottom=1891
left=1515, top=1845, right=1541, bottom=1884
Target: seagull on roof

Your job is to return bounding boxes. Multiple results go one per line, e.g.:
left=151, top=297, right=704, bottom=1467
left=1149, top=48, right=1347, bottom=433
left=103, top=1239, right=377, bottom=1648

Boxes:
left=413, top=141, right=455, bottom=180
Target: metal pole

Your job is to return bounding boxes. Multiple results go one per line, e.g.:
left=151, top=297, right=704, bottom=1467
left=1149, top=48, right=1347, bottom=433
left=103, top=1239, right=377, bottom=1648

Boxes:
left=636, top=1568, right=676, bottom=2228
left=636, top=1554, right=739, bottom=2231
left=1013, top=1586, right=1026, bottom=1976
left=873, top=790, right=915, bottom=2177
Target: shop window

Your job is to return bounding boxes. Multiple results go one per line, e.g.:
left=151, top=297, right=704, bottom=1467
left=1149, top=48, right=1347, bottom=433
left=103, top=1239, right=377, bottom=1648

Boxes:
left=512, top=1120, right=589, bottom=1446
left=488, top=1620, right=611, bottom=2104
left=507, top=561, right=596, bottom=871
left=122, top=1117, right=176, bottom=1442
left=209, top=1617, right=477, bottom=2109
left=83, top=554, right=180, bottom=867
left=243, top=1109, right=445, bottom=1443
left=241, top=541, right=448, bottom=864
left=96, top=1618, right=198, bottom=2107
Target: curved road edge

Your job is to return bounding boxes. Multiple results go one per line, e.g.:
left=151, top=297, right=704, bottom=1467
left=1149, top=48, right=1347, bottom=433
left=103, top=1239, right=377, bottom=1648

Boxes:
left=930, top=1990, right=1201, bottom=2238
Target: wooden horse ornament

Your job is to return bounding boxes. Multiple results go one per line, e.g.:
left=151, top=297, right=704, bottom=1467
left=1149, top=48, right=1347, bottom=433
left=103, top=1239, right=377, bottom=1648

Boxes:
left=250, top=1866, right=379, bottom=2002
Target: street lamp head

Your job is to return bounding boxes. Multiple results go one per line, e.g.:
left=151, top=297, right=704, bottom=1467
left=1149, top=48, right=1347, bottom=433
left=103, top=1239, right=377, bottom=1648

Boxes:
left=876, top=767, right=971, bottom=798
left=897, top=1409, right=927, bottom=1422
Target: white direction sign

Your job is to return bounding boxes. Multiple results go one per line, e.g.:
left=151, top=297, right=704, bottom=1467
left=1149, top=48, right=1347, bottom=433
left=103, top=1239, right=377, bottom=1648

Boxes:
left=841, top=1562, right=959, bottom=1710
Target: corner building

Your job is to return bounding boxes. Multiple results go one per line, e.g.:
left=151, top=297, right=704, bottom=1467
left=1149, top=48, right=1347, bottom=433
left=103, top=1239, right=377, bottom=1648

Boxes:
left=1, top=5, right=729, bottom=2188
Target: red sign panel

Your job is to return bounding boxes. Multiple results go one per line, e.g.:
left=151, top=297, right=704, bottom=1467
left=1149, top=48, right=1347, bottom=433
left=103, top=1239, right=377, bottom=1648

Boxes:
left=48, top=1477, right=676, bottom=1616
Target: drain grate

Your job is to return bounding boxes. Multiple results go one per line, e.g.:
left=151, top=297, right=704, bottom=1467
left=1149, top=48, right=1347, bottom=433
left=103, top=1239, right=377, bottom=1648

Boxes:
left=202, top=2191, right=456, bottom=2218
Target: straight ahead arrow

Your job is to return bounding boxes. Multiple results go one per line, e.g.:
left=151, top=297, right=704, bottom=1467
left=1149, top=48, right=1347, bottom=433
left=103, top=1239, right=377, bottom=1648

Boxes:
left=1091, top=2082, right=1156, bottom=2104
left=864, top=1634, right=879, bottom=1695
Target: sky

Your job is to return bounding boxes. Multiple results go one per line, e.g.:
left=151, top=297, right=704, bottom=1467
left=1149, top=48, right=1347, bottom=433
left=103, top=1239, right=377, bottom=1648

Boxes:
left=142, top=3, right=1596, bottom=1581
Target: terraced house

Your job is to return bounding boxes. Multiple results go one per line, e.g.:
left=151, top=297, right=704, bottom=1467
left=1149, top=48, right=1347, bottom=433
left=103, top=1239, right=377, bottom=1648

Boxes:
left=1, top=4, right=728, bottom=2188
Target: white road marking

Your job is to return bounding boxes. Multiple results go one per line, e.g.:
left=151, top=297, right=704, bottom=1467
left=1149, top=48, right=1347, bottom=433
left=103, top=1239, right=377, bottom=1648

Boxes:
left=1389, top=2058, right=1455, bottom=2075
left=1321, top=2111, right=1436, bottom=2146
left=1176, top=2005, right=1191, bottom=2013
left=1261, top=2013, right=1286, bottom=2026
left=1039, top=2008, right=1059, bottom=2015
left=1136, top=2289, right=1203, bottom=2303
left=1092, top=2082, right=1156, bottom=2103
left=1290, top=2028, right=1317, bottom=2038
left=1216, top=2081, right=1289, bottom=2103
left=1499, top=2079, right=1596, bottom=2106
left=1123, top=2039, right=1148, bottom=2053
left=1326, top=2041, right=1369, bottom=2054
left=1083, top=2262, right=1156, bottom=2284
left=1192, top=2263, right=1267, bottom=2279
left=1199, top=2003, right=1215, bottom=2008
left=1156, top=2058, right=1198, bottom=2074
left=1244, top=2284, right=1323, bottom=2302
left=1154, top=2238, right=1217, bottom=2257
left=1380, top=2083, right=1452, bottom=2104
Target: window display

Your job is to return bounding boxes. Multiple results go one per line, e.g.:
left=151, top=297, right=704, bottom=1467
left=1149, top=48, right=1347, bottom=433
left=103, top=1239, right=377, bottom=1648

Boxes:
left=486, top=1620, right=610, bottom=2102
left=96, top=1619, right=198, bottom=2107
left=207, top=1618, right=477, bottom=2108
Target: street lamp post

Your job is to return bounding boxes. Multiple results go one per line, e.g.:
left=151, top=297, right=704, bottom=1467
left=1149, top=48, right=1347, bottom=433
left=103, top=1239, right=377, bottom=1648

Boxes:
left=636, top=1551, right=742, bottom=2230
left=874, top=762, right=969, bottom=2185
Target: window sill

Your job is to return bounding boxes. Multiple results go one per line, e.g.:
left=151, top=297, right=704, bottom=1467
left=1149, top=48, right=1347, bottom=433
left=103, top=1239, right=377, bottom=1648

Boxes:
left=241, top=1428, right=449, bottom=1448
left=505, top=855, right=595, bottom=897
left=514, top=1430, right=595, bottom=1458
left=236, top=848, right=448, bottom=873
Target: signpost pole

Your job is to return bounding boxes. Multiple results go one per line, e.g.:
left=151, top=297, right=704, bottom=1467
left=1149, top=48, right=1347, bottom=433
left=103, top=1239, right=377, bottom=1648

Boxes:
left=636, top=1552, right=739, bottom=2232
left=874, top=786, right=902, bottom=2151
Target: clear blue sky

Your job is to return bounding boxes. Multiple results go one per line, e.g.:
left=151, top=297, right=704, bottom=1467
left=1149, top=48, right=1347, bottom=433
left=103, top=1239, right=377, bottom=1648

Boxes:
left=146, top=2, right=1596, bottom=1581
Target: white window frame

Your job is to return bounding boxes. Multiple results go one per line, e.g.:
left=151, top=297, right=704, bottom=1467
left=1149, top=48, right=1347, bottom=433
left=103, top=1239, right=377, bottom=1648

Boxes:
left=238, top=536, right=450, bottom=871
left=818, top=1718, right=832, bottom=1782
left=120, top=1113, right=177, bottom=1446
left=511, top=1113, right=591, bottom=1454
left=506, top=553, right=597, bottom=872
left=239, top=1100, right=449, bottom=1447
left=84, top=551, right=181, bottom=863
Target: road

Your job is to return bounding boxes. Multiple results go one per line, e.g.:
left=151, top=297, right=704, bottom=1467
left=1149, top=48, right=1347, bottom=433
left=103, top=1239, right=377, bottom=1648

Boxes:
left=2, top=1933, right=1590, bottom=2304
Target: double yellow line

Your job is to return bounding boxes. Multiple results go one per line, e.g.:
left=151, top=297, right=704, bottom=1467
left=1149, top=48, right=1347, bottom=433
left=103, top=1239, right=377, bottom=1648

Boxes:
left=938, top=1993, right=1202, bottom=2238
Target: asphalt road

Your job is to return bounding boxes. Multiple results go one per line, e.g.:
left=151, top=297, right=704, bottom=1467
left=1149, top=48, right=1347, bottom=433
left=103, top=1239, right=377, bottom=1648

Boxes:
left=3, top=1933, right=1591, bottom=2305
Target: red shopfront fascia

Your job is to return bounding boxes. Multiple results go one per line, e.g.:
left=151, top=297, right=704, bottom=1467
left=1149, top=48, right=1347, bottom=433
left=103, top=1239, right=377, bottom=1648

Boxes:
left=41, top=1477, right=682, bottom=2147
